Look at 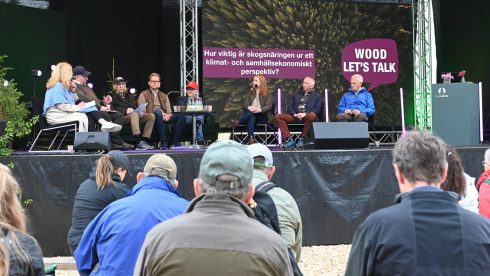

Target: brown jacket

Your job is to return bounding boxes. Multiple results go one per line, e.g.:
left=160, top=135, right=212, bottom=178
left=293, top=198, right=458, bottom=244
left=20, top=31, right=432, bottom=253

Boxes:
left=134, top=193, right=292, bottom=276
left=75, top=83, right=102, bottom=108
left=242, top=92, right=275, bottom=122
left=137, top=89, right=172, bottom=115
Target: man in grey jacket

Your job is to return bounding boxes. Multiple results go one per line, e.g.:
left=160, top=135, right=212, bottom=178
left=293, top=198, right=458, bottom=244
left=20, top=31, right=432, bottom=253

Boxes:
left=135, top=140, right=292, bottom=275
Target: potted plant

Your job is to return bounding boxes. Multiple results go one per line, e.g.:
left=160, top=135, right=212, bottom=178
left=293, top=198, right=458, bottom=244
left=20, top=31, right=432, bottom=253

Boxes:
left=0, top=55, right=38, bottom=156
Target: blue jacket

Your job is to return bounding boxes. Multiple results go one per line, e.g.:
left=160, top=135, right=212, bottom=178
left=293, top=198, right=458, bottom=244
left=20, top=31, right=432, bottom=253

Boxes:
left=337, top=88, right=375, bottom=117
left=74, top=176, right=189, bottom=276
left=286, top=90, right=322, bottom=116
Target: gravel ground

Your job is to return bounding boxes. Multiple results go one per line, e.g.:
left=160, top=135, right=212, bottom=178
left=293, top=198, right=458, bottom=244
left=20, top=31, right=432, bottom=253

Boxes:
left=44, top=244, right=352, bottom=275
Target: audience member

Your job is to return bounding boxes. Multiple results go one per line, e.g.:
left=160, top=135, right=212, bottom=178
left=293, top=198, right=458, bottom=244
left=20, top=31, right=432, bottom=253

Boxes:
left=275, top=77, right=322, bottom=149
left=67, top=150, right=131, bottom=255
left=137, top=73, right=175, bottom=149
left=75, top=153, right=188, bottom=275
left=171, top=80, right=205, bottom=146
left=134, top=140, right=292, bottom=275
left=441, top=145, right=479, bottom=213
left=476, top=148, right=490, bottom=218
left=0, top=163, right=44, bottom=275
left=108, top=77, right=154, bottom=150
left=43, top=62, right=90, bottom=131
left=247, top=143, right=302, bottom=260
left=336, top=74, right=375, bottom=122
left=231, top=75, right=274, bottom=145
left=345, top=130, right=490, bottom=275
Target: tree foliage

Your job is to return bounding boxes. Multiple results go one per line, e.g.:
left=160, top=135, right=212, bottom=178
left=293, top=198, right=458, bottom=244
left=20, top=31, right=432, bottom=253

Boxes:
left=202, top=0, right=413, bottom=126
left=0, top=55, right=38, bottom=156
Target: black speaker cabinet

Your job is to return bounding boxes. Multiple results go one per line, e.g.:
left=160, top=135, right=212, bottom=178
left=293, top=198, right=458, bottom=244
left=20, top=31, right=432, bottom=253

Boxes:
left=309, top=122, right=369, bottom=149
left=74, top=132, right=111, bottom=151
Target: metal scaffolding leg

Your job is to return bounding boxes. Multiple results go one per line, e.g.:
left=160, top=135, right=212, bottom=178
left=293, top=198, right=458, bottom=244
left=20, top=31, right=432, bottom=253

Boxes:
left=180, top=0, right=199, bottom=95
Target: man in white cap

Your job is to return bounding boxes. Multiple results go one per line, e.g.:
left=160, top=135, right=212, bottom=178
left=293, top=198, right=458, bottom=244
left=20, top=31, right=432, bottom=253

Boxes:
left=247, top=143, right=303, bottom=261
left=135, top=140, right=292, bottom=275
left=75, top=154, right=189, bottom=275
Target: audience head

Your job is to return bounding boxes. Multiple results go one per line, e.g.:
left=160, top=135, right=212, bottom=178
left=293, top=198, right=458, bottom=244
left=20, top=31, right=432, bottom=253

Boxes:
left=147, top=73, right=161, bottom=90
left=141, top=154, right=178, bottom=188
left=196, top=140, right=254, bottom=201
left=72, top=65, right=91, bottom=84
left=252, top=75, right=269, bottom=96
left=441, top=145, right=466, bottom=196
left=302, top=77, right=315, bottom=93
left=95, top=150, right=130, bottom=189
left=392, top=130, right=448, bottom=193
left=186, top=80, right=199, bottom=97
left=483, top=149, right=490, bottom=171
left=113, top=77, right=128, bottom=93
left=0, top=164, right=37, bottom=274
left=247, top=143, right=276, bottom=180
left=0, top=163, right=26, bottom=232
left=46, top=62, right=73, bottom=90
left=350, top=74, right=363, bottom=92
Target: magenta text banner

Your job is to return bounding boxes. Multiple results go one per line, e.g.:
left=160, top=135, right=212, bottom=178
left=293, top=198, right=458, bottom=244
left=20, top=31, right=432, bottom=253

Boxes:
left=341, top=38, right=398, bottom=90
left=203, top=47, right=315, bottom=79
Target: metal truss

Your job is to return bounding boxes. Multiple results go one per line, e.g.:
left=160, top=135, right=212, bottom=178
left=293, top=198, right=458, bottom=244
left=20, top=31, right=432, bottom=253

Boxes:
left=412, top=0, right=432, bottom=129
left=180, top=0, right=199, bottom=95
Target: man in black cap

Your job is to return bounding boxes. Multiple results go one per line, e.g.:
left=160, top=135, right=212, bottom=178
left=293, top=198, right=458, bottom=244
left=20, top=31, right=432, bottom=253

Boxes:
left=73, top=66, right=133, bottom=149
left=107, top=77, right=154, bottom=150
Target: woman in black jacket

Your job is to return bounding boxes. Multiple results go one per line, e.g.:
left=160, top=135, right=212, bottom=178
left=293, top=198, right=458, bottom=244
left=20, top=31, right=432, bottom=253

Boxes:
left=67, top=150, right=131, bottom=254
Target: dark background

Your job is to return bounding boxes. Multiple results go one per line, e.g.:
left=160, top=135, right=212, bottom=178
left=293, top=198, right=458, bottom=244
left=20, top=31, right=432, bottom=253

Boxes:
left=0, top=0, right=489, bottom=129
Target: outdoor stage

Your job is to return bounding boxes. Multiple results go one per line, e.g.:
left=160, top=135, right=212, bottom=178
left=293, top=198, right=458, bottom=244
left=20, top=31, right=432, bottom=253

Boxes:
left=1, top=145, right=487, bottom=256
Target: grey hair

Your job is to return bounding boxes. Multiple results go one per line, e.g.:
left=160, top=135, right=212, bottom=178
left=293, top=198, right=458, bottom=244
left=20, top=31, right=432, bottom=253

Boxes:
left=199, top=174, right=249, bottom=200
left=351, top=74, right=363, bottom=84
left=392, top=130, right=447, bottom=184
left=484, top=148, right=490, bottom=164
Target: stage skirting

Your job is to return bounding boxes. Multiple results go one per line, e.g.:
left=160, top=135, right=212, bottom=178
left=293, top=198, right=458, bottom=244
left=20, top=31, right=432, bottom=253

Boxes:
left=1, top=146, right=486, bottom=256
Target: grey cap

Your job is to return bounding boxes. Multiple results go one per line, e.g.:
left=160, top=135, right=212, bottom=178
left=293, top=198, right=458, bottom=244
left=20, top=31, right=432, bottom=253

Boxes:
left=247, top=143, right=273, bottom=167
left=107, top=150, right=130, bottom=175
left=199, top=140, right=253, bottom=188
left=113, top=76, right=127, bottom=84
left=144, top=154, right=177, bottom=180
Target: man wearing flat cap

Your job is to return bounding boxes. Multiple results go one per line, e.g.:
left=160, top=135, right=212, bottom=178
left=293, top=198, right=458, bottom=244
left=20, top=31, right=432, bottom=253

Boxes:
left=134, top=140, right=292, bottom=275
left=75, top=154, right=189, bottom=275
left=108, top=76, right=155, bottom=150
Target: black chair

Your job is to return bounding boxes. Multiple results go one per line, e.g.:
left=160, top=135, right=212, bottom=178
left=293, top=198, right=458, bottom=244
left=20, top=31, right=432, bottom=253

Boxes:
left=29, top=97, right=79, bottom=152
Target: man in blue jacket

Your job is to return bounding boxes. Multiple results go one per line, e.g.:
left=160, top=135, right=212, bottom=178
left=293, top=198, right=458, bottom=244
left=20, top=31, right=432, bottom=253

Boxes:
left=336, top=74, right=375, bottom=122
left=275, top=77, right=322, bottom=149
left=74, top=154, right=189, bottom=276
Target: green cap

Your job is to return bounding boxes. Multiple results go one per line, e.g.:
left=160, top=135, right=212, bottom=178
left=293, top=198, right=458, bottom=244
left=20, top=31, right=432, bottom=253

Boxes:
left=199, top=140, right=253, bottom=189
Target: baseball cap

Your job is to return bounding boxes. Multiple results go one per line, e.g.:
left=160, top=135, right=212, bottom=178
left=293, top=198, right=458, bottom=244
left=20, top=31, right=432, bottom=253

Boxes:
left=199, top=140, right=253, bottom=188
left=107, top=150, right=131, bottom=175
left=113, top=76, right=127, bottom=84
left=247, top=143, right=273, bottom=167
left=144, top=154, right=177, bottom=180
left=484, top=149, right=490, bottom=165
left=186, top=80, right=198, bottom=89
left=73, top=66, right=91, bottom=77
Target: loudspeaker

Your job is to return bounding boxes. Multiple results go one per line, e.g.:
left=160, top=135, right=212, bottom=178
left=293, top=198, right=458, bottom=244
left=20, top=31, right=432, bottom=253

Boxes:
left=309, top=122, right=369, bottom=149
left=74, top=132, right=111, bottom=151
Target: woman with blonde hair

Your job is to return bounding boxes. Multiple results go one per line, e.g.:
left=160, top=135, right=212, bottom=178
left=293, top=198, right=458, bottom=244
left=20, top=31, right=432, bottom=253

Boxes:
left=67, top=150, right=131, bottom=254
left=0, top=163, right=44, bottom=275
left=231, top=74, right=274, bottom=145
left=43, top=62, right=121, bottom=132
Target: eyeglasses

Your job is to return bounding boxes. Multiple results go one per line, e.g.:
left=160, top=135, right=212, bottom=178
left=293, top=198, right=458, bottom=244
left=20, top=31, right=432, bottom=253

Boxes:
left=149, top=80, right=160, bottom=83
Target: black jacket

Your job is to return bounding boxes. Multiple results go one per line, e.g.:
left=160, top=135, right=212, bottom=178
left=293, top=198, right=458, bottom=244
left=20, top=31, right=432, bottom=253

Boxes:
left=108, top=91, right=137, bottom=116
left=345, top=188, right=490, bottom=276
left=1, top=226, right=44, bottom=276
left=67, top=167, right=129, bottom=254
left=286, top=90, right=322, bottom=116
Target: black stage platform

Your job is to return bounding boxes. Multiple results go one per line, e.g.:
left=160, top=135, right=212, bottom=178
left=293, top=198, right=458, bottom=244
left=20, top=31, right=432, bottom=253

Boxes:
left=1, top=146, right=487, bottom=256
